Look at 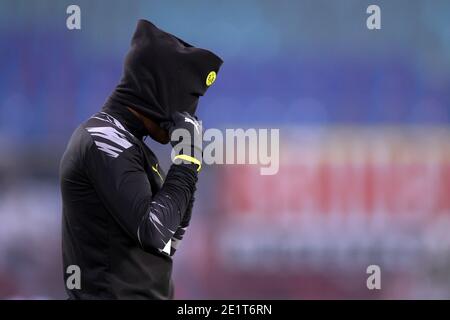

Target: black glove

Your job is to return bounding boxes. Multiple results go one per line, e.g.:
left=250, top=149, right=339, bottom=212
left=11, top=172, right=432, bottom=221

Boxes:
left=162, top=112, right=203, bottom=172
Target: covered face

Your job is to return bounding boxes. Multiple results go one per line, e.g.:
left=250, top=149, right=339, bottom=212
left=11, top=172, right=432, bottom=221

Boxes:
left=107, top=19, right=223, bottom=124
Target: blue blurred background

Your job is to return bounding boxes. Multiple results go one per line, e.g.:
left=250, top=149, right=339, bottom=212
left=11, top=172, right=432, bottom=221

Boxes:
left=0, top=0, right=450, bottom=299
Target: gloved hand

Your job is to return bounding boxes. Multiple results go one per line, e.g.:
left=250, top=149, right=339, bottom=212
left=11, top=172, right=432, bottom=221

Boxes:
left=161, top=112, right=203, bottom=172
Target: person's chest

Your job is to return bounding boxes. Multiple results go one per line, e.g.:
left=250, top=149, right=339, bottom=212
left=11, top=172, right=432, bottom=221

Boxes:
left=136, top=140, right=165, bottom=193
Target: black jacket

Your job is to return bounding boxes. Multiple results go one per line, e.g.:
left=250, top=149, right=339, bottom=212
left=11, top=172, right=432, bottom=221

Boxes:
left=60, top=19, right=222, bottom=299
left=60, top=109, right=197, bottom=299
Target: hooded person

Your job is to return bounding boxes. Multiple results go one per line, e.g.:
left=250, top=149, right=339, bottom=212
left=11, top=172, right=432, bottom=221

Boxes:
left=60, top=19, right=223, bottom=299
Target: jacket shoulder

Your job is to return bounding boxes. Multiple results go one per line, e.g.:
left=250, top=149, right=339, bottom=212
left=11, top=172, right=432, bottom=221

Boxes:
left=83, top=112, right=137, bottom=159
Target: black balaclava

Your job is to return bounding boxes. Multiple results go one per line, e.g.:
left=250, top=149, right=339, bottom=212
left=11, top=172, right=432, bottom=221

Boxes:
left=103, top=19, right=223, bottom=132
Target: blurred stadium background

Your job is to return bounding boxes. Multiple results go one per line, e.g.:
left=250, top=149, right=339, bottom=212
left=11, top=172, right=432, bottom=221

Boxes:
left=0, top=0, right=449, bottom=299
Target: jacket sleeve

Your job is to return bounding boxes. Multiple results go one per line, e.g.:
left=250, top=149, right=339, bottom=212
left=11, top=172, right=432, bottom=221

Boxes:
left=85, top=139, right=197, bottom=254
left=170, top=192, right=195, bottom=256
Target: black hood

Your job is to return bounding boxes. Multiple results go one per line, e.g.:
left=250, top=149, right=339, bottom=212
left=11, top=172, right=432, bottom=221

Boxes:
left=104, top=19, right=223, bottom=125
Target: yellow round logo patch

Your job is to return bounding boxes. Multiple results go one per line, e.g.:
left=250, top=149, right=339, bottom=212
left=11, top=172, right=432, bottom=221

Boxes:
left=206, top=71, right=217, bottom=86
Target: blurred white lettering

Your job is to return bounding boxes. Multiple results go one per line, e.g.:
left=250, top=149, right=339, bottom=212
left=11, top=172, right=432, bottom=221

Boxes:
left=66, top=5, right=81, bottom=30
left=366, top=265, right=381, bottom=289
left=366, top=5, right=381, bottom=30
left=66, top=265, right=81, bottom=289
